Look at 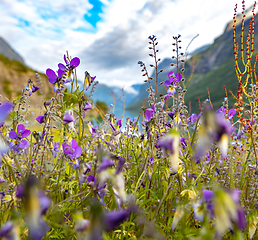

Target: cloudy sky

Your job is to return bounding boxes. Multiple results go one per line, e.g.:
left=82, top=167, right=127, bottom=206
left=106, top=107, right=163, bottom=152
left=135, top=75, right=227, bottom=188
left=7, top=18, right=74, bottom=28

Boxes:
left=0, top=0, right=256, bottom=91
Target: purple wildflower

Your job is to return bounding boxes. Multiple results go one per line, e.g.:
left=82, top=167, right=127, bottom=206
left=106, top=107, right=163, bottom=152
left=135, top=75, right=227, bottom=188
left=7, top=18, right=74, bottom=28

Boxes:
left=195, top=107, right=232, bottom=162
left=104, top=208, right=133, bottom=232
left=59, top=55, right=80, bottom=80
left=88, top=121, right=97, bottom=134
left=62, top=139, right=82, bottom=167
left=203, top=189, right=213, bottom=202
left=84, top=71, right=96, bottom=91
left=38, top=190, right=51, bottom=215
left=0, top=102, right=13, bottom=122
left=27, top=79, right=39, bottom=96
left=158, top=130, right=180, bottom=172
left=83, top=102, right=92, bottom=111
left=78, top=161, right=91, bottom=184
left=36, top=112, right=48, bottom=124
left=63, top=111, right=75, bottom=125
left=0, top=191, right=5, bottom=200
left=9, top=124, right=31, bottom=149
left=0, top=221, right=19, bottom=239
left=228, top=108, right=236, bottom=119
left=188, top=113, right=198, bottom=124
left=97, top=157, right=115, bottom=173
left=46, top=68, right=63, bottom=92
left=144, top=108, right=154, bottom=122
left=53, top=141, right=60, bottom=158
left=164, top=71, right=182, bottom=87
left=87, top=175, right=97, bottom=185
left=180, top=137, right=187, bottom=149
left=16, top=184, right=24, bottom=198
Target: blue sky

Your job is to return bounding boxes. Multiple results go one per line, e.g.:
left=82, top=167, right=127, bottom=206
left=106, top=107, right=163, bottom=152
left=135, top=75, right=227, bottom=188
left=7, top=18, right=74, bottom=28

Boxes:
left=0, top=0, right=256, bottom=90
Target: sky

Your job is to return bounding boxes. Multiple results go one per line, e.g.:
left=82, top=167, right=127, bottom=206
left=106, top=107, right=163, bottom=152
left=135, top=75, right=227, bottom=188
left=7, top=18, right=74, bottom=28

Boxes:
left=0, top=0, right=256, bottom=92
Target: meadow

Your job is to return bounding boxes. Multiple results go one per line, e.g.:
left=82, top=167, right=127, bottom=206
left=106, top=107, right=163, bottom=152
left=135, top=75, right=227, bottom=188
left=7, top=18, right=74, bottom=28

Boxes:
left=0, top=1, right=258, bottom=239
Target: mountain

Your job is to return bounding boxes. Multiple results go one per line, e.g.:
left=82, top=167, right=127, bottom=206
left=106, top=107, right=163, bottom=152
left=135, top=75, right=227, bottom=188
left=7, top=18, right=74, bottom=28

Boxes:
left=0, top=37, right=25, bottom=64
left=128, top=6, right=258, bottom=113
left=0, top=37, right=52, bottom=107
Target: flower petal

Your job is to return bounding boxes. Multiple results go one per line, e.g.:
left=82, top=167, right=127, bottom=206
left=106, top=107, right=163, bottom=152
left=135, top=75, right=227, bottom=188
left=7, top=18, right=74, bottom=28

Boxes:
left=36, top=116, right=44, bottom=124
left=64, top=54, right=68, bottom=64
left=70, top=57, right=80, bottom=68
left=9, top=131, right=17, bottom=140
left=203, top=189, right=213, bottom=202
left=74, top=146, right=82, bottom=159
left=0, top=102, right=13, bottom=122
left=17, top=124, right=25, bottom=134
left=71, top=139, right=78, bottom=149
left=46, top=68, right=57, bottom=79
left=58, top=63, right=66, bottom=71
left=20, top=129, right=31, bottom=139
left=63, top=112, right=75, bottom=124
left=144, top=108, right=154, bottom=122
left=57, top=69, right=63, bottom=78
left=164, top=80, right=171, bottom=88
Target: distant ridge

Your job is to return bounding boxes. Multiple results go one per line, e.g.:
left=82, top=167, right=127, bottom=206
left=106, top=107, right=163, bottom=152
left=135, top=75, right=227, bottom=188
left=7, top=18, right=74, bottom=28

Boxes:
left=0, top=37, right=25, bottom=64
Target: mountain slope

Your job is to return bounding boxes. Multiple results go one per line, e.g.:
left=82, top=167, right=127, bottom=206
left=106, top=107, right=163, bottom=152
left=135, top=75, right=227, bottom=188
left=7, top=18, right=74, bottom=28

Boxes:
left=0, top=37, right=25, bottom=64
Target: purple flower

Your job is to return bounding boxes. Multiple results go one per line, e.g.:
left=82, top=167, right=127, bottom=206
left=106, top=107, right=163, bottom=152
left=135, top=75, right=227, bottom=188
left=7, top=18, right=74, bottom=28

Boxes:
left=38, top=190, right=51, bottom=215
left=63, top=111, right=75, bottom=125
left=195, top=107, right=232, bottom=162
left=0, top=102, right=13, bottom=122
left=0, top=221, right=19, bottom=239
left=236, top=208, right=246, bottom=230
left=117, top=120, right=122, bottom=128
left=29, top=220, right=50, bottom=240
left=27, top=79, right=39, bottom=96
left=87, top=175, right=97, bottom=185
left=104, top=208, right=133, bottom=232
left=62, top=139, right=82, bottom=167
left=97, top=157, right=114, bottom=173
left=216, top=107, right=226, bottom=115
left=158, top=136, right=174, bottom=153
left=116, top=156, right=125, bottom=174
left=228, top=108, right=236, bottom=119
left=188, top=113, right=198, bottom=124
left=180, top=137, right=187, bottom=149
left=164, top=71, right=182, bottom=87
left=83, top=102, right=92, bottom=111
left=88, top=121, right=98, bottom=134
left=0, top=191, right=5, bottom=200
left=158, top=131, right=180, bottom=172
left=84, top=71, right=96, bottom=91
left=36, top=112, right=48, bottom=124
left=16, top=184, right=24, bottom=198
left=53, top=141, right=60, bottom=158
left=63, top=55, right=80, bottom=69
left=9, top=124, right=31, bottom=149
left=59, top=55, right=80, bottom=80
left=144, top=108, right=154, bottom=122
left=46, top=68, right=63, bottom=84
left=203, top=189, right=213, bottom=202
left=46, top=68, right=63, bottom=92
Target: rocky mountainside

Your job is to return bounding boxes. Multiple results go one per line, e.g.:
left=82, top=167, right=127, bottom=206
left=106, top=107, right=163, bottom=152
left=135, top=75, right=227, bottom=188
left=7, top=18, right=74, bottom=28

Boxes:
left=0, top=37, right=25, bottom=64
left=0, top=38, right=52, bottom=106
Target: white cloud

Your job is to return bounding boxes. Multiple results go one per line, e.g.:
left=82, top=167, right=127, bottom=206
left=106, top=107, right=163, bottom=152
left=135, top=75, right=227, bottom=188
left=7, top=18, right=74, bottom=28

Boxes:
left=0, top=0, right=256, bottom=88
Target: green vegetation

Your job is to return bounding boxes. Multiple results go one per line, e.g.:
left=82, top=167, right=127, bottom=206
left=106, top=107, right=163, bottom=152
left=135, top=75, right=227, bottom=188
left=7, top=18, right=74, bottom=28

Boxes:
left=0, top=53, right=30, bottom=73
